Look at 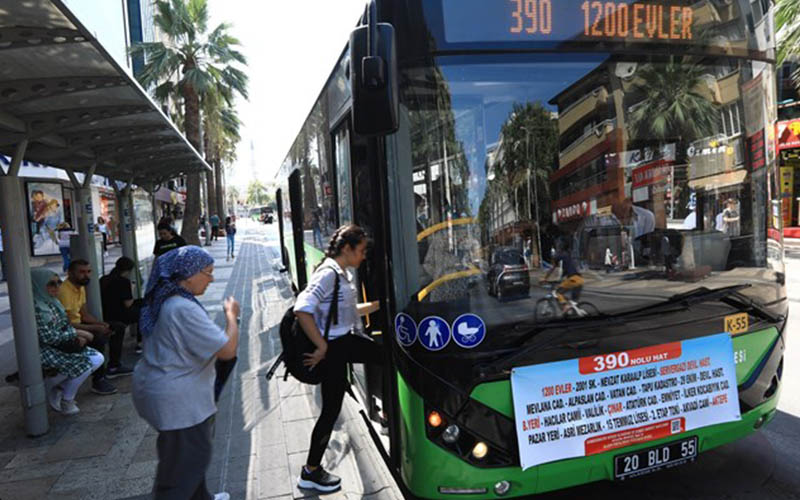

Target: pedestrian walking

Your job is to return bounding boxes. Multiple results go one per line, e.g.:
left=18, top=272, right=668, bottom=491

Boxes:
left=210, top=213, right=220, bottom=241
left=57, top=223, right=75, bottom=273
left=294, top=224, right=381, bottom=492
left=224, top=216, right=236, bottom=260
left=133, top=246, right=240, bottom=500
left=97, top=217, right=109, bottom=256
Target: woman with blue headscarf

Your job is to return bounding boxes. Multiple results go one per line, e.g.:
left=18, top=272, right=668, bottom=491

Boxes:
left=31, top=268, right=104, bottom=415
left=132, top=246, right=240, bottom=500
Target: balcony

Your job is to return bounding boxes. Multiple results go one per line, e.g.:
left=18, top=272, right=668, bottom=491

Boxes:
left=559, top=119, right=616, bottom=168
left=558, top=87, right=609, bottom=135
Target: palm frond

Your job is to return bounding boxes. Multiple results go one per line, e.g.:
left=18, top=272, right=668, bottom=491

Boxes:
left=187, top=0, right=209, bottom=35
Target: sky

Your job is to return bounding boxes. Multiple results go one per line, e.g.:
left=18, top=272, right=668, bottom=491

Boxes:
left=207, top=0, right=368, bottom=191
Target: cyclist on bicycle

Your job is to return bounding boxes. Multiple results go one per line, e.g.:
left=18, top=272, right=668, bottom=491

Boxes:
left=541, top=238, right=584, bottom=313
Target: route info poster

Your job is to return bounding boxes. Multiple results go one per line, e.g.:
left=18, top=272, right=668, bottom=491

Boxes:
left=511, top=333, right=741, bottom=469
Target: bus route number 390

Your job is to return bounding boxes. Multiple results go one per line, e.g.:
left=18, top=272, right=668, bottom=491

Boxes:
left=592, top=352, right=631, bottom=372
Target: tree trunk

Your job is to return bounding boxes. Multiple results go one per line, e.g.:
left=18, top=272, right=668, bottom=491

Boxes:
left=181, top=83, right=202, bottom=245
left=215, top=159, right=225, bottom=218
left=206, top=166, right=217, bottom=217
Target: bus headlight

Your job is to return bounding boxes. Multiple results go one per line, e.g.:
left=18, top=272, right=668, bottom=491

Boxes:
left=442, top=424, right=460, bottom=444
left=472, top=441, right=488, bottom=459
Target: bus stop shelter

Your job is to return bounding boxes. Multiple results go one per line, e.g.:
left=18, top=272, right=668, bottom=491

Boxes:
left=0, top=0, right=211, bottom=436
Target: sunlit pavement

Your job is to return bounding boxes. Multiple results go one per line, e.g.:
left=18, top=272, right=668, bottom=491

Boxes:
left=0, top=220, right=400, bottom=500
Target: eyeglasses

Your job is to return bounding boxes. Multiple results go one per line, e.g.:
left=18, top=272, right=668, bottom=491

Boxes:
left=46, top=279, right=62, bottom=287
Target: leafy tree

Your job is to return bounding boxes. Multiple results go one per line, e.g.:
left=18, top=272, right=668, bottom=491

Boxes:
left=131, top=0, right=248, bottom=244
left=498, top=102, right=558, bottom=224
left=246, top=180, right=270, bottom=206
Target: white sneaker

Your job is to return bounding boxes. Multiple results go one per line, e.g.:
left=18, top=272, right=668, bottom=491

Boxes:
left=213, top=493, right=230, bottom=500
left=48, top=387, right=62, bottom=412
left=60, top=399, right=80, bottom=415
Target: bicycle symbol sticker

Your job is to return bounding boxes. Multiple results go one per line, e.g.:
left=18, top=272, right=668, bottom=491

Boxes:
left=452, top=314, right=486, bottom=349
left=419, top=316, right=451, bottom=351
left=395, top=313, right=417, bottom=347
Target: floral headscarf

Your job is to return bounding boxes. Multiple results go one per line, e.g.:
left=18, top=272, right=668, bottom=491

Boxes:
left=139, top=245, right=214, bottom=338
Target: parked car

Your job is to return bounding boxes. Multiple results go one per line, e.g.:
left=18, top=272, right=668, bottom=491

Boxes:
left=487, top=247, right=530, bottom=300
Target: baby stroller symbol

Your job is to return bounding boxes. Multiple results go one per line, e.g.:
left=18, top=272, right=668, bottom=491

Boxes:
left=452, top=314, right=485, bottom=348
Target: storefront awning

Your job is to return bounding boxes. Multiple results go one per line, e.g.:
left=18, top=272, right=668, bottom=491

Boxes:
left=0, top=0, right=210, bottom=185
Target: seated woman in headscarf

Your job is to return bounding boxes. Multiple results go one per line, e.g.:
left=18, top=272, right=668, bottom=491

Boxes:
left=31, top=268, right=105, bottom=416
left=132, top=246, right=240, bottom=500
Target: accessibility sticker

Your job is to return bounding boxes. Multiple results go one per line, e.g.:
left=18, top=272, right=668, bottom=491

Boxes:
left=452, top=314, right=486, bottom=348
left=395, top=313, right=417, bottom=347
left=419, top=316, right=451, bottom=351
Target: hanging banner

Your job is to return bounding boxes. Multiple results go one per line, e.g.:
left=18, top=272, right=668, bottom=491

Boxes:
left=511, top=333, right=740, bottom=470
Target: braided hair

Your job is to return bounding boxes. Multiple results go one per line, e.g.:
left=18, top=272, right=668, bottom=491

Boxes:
left=314, top=224, right=370, bottom=271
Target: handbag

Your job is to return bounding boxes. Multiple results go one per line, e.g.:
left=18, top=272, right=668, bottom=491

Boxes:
left=273, top=269, right=340, bottom=385
left=53, top=337, right=83, bottom=354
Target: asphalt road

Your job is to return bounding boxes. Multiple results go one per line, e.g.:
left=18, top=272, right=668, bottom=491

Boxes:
left=529, top=244, right=800, bottom=500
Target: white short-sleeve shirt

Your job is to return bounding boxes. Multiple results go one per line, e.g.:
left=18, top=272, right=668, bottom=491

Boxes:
left=294, top=258, right=358, bottom=340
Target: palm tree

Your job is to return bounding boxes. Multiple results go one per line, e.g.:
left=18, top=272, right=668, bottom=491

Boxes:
left=246, top=180, right=270, bottom=206
left=131, top=0, right=248, bottom=244
left=777, top=0, right=800, bottom=89
left=202, top=87, right=242, bottom=219
left=627, top=59, right=719, bottom=148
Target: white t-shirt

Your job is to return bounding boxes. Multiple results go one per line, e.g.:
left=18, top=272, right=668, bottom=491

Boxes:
left=294, top=259, right=358, bottom=340
left=132, top=296, right=228, bottom=431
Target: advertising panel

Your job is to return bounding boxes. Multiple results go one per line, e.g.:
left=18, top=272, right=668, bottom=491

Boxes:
left=26, top=181, right=66, bottom=256
left=511, top=333, right=740, bottom=470
left=777, top=119, right=800, bottom=151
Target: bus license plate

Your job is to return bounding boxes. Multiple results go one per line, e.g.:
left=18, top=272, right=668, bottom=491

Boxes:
left=614, top=436, right=698, bottom=480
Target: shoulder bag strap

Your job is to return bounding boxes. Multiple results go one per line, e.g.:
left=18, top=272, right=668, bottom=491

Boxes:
left=322, top=270, right=340, bottom=341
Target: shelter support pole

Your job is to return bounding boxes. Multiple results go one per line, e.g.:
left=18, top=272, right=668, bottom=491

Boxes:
left=116, top=182, right=136, bottom=261
left=0, top=143, right=49, bottom=436
left=150, top=187, right=159, bottom=241
left=68, top=166, right=103, bottom=321
left=203, top=173, right=211, bottom=246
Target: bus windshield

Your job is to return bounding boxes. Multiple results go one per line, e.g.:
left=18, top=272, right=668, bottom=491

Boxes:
left=390, top=51, right=784, bottom=355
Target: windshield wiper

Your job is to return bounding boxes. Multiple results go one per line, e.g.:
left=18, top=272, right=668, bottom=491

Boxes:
left=491, top=284, right=783, bottom=372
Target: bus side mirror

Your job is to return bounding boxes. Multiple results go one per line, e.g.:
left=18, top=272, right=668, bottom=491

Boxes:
left=350, top=20, right=398, bottom=136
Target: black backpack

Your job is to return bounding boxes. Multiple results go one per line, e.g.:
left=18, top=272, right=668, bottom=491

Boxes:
left=267, top=269, right=340, bottom=385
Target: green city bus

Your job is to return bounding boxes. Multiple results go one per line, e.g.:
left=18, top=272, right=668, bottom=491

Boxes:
left=275, top=0, right=787, bottom=497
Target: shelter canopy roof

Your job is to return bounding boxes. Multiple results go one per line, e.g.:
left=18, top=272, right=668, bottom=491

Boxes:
left=0, top=0, right=209, bottom=185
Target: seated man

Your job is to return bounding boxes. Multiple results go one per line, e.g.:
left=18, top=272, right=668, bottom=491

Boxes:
left=58, top=259, right=130, bottom=395
left=100, top=257, right=143, bottom=354
left=541, top=239, right=584, bottom=313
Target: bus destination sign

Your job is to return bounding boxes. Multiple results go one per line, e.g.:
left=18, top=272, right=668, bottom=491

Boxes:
left=442, top=0, right=695, bottom=44
left=510, top=333, right=740, bottom=469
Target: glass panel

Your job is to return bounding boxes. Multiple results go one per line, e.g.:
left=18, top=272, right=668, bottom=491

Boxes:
left=298, top=102, right=336, bottom=253
left=335, top=127, right=354, bottom=225
left=390, top=51, right=781, bottom=348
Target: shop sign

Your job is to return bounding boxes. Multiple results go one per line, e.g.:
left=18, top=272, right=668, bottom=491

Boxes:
left=511, top=333, right=740, bottom=470
left=606, top=144, right=676, bottom=169
left=687, top=136, right=735, bottom=179
left=777, top=119, right=800, bottom=151
left=747, top=129, right=766, bottom=170
left=742, top=73, right=765, bottom=137
left=556, top=200, right=590, bottom=223
left=632, top=160, right=671, bottom=188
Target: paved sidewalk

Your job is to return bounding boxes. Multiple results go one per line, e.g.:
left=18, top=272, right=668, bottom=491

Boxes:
left=0, top=221, right=401, bottom=499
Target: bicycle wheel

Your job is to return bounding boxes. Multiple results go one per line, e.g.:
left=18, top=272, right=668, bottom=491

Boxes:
left=565, top=302, right=599, bottom=319
left=535, top=299, right=558, bottom=322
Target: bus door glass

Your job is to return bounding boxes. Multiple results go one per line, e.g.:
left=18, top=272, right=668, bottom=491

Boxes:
left=335, top=127, right=354, bottom=225
left=336, top=122, right=385, bottom=418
